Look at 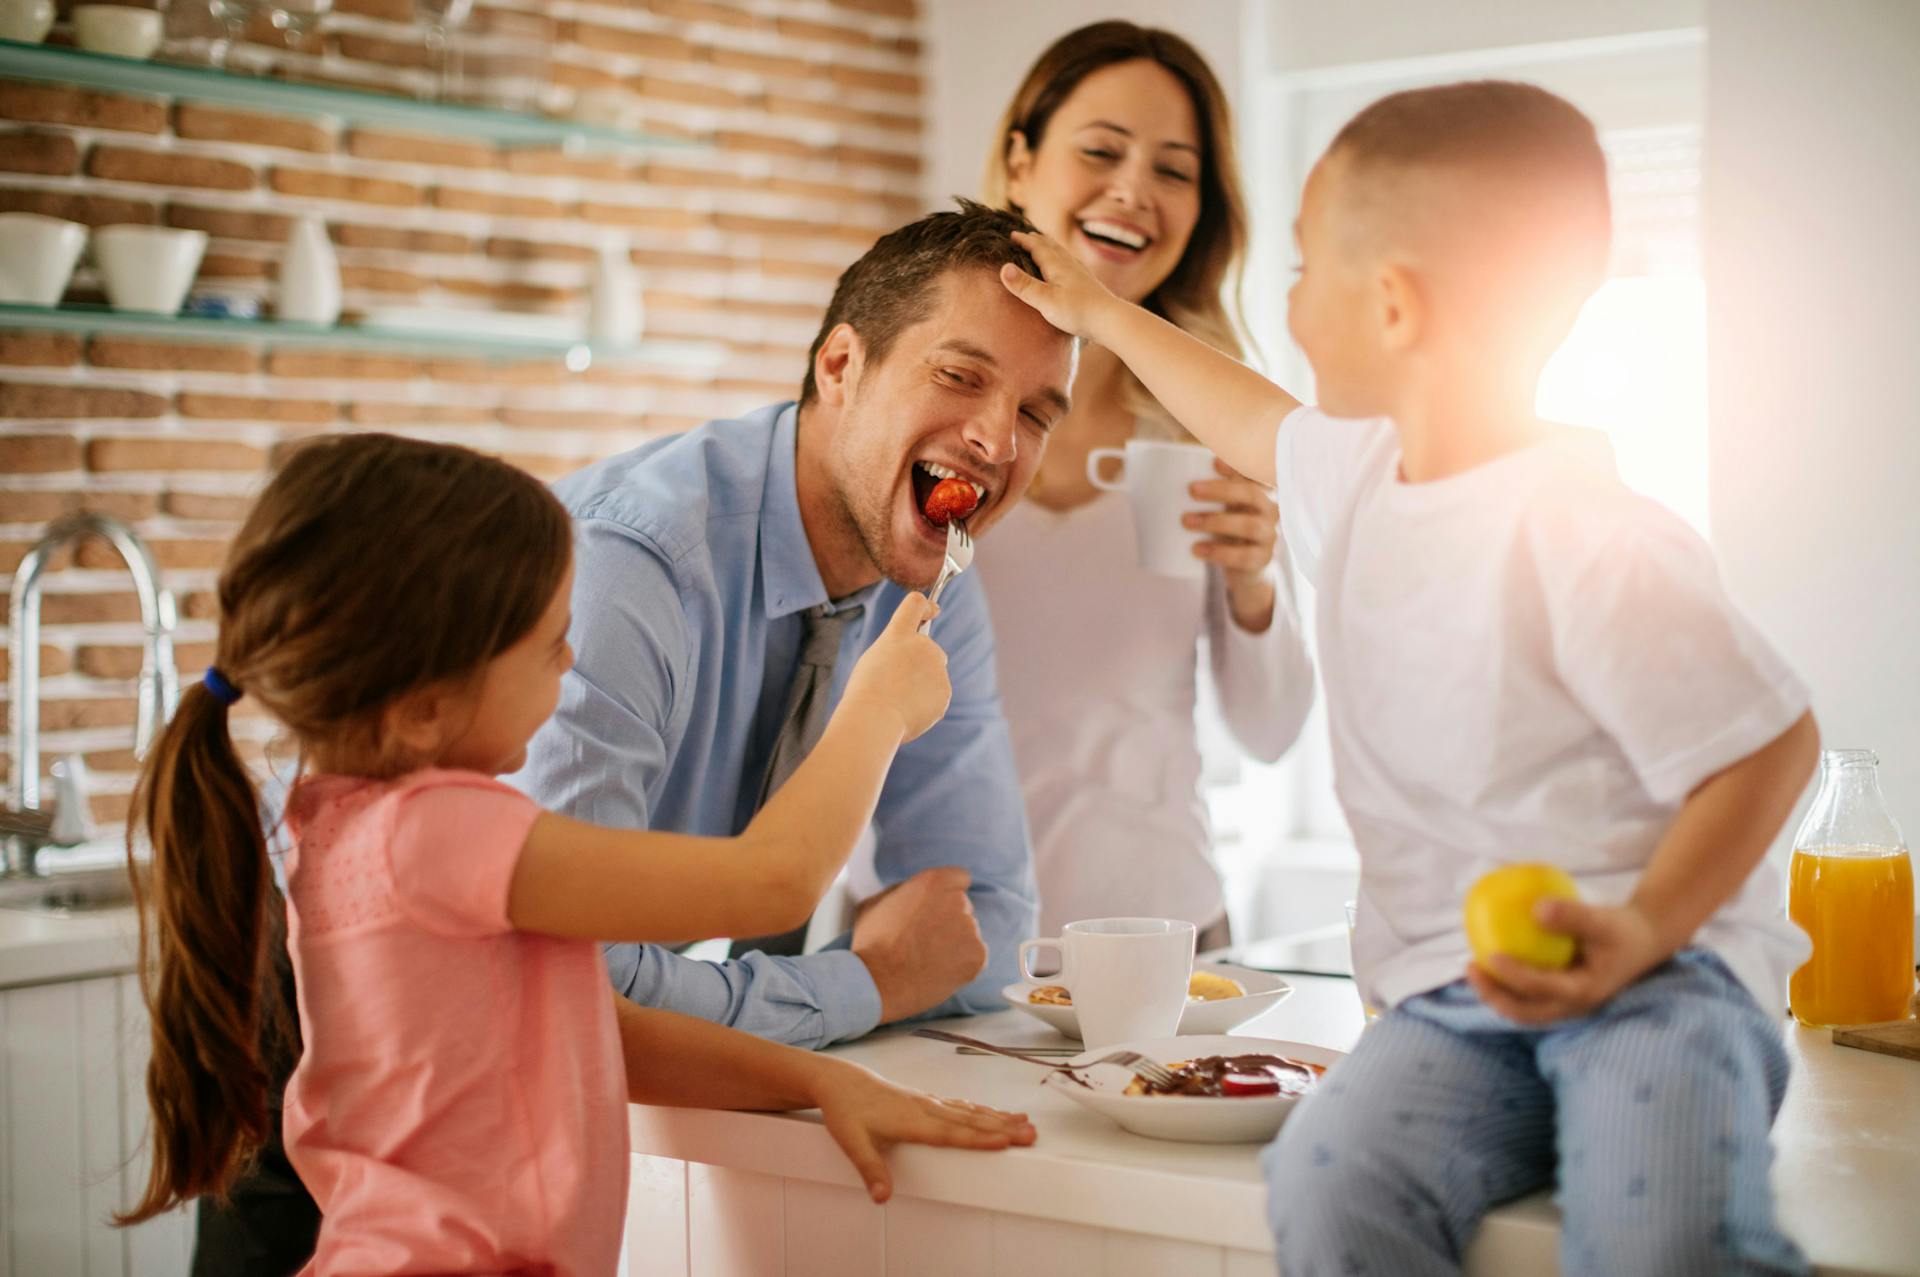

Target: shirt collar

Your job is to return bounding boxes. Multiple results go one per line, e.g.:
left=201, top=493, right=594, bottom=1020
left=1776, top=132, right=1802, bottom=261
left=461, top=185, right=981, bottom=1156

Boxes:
left=761, top=403, right=879, bottom=619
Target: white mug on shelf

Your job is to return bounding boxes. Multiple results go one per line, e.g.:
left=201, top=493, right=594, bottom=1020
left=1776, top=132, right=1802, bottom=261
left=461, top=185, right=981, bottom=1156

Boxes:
left=0, top=213, right=87, bottom=306
left=1020, top=918, right=1196, bottom=1049
left=0, top=0, right=56, bottom=44
left=1086, top=439, right=1223, bottom=579
left=91, top=225, right=207, bottom=315
left=72, top=4, right=164, bottom=59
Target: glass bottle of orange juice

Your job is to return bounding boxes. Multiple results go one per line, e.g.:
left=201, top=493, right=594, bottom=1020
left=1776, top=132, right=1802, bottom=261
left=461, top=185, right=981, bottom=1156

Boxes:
left=1788, top=749, right=1915, bottom=1028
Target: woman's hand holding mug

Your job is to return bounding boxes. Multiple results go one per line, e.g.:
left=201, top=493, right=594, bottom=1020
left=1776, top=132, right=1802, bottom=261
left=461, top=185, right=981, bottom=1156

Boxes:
left=1185, top=458, right=1280, bottom=632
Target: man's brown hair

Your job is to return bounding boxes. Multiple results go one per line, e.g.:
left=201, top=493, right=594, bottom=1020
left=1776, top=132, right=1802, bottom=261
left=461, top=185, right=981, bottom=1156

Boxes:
left=799, top=199, right=1048, bottom=405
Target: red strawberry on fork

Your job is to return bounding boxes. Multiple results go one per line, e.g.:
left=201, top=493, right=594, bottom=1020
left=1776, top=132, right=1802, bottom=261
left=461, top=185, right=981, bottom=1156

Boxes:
left=923, top=477, right=979, bottom=526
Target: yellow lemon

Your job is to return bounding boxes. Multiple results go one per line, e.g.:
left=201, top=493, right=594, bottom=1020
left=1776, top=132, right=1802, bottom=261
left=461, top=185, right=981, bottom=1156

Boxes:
left=1463, top=864, right=1580, bottom=969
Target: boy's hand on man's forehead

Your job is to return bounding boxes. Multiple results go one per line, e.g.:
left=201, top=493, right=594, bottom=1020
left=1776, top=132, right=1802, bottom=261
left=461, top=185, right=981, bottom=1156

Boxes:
left=998, top=229, right=1117, bottom=342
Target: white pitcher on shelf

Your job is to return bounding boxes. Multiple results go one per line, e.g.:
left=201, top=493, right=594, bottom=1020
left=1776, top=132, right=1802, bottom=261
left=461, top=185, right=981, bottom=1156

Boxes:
left=589, top=237, right=643, bottom=348
left=280, top=214, right=341, bottom=326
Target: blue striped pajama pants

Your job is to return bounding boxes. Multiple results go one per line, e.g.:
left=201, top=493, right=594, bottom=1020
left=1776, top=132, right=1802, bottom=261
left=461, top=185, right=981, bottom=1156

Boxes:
left=1260, top=949, right=1807, bottom=1276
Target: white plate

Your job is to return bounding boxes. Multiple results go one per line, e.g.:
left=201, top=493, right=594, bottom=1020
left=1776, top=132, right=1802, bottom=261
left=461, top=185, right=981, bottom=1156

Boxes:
left=1043, top=1034, right=1341, bottom=1144
left=1001, top=962, right=1292, bottom=1040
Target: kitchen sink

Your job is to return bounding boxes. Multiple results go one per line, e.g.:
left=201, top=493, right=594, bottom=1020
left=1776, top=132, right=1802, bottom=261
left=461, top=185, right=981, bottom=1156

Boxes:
left=0, top=865, right=137, bottom=915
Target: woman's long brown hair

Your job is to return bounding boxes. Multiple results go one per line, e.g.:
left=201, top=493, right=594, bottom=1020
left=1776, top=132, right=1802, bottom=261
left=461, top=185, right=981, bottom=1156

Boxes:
left=982, top=20, right=1253, bottom=436
left=117, top=432, right=571, bottom=1224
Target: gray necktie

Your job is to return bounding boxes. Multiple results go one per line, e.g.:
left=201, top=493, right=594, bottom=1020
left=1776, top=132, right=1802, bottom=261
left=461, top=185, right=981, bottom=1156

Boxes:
left=730, top=603, right=862, bottom=959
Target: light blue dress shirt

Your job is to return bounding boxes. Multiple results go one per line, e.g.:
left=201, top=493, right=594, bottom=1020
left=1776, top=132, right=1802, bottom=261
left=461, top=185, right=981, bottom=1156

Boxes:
left=511, top=402, right=1037, bottom=1049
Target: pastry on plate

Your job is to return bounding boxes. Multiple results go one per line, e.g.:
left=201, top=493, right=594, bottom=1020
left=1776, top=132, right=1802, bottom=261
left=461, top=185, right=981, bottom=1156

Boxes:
left=1027, top=970, right=1246, bottom=1006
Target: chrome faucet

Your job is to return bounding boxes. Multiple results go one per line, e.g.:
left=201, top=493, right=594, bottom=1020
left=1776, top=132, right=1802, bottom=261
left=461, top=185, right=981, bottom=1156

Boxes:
left=4, top=514, right=178, bottom=877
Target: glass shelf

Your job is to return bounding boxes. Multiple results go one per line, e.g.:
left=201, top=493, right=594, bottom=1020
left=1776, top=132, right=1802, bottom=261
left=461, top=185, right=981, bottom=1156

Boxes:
left=0, top=39, right=696, bottom=151
left=0, top=303, right=726, bottom=370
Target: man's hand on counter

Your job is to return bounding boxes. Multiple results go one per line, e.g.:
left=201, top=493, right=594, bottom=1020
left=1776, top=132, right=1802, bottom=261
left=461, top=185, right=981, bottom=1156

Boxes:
left=852, top=865, right=987, bottom=1023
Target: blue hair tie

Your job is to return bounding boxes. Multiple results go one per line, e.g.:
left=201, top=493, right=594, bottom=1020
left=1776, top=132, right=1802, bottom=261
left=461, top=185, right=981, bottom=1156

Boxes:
left=203, top=667, right=241, bottom=706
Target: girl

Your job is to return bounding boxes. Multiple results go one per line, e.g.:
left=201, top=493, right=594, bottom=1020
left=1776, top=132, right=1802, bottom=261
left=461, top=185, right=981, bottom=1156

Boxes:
left=973, top=22, right=1314, bottom=944
left=117, top=432, right=1034, bottom=1274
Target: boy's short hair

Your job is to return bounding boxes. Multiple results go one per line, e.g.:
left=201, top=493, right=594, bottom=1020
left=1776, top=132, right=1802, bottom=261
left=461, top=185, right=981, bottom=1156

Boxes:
left=799, top=199, right=1046, bottom=406
left=1329, top=80, right=1610, bottom=312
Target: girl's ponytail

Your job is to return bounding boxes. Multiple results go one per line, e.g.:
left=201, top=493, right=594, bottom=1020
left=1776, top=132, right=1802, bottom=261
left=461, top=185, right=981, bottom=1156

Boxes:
left=117, top=677, right=283, bottom=1224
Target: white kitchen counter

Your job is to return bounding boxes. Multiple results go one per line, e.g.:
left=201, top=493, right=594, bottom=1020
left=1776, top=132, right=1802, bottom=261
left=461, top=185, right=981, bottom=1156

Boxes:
left=626, top=976, right=1920, bottom=1276
left=0, top=899, right=139, bottom=990
left=5, top=902, right=1913, bottom=1273
left=0, top=843, right=145, bottom=990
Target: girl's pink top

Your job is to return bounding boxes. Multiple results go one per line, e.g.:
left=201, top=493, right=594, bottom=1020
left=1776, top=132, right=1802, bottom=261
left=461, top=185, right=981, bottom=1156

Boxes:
left=283, top=768, right=627, bottom=1276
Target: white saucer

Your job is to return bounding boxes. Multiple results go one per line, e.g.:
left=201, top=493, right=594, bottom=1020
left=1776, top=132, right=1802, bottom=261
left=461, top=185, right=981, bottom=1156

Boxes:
left=1001, top=962, right=1293, bottom=1040
left=1043, top=1034, right=1341, bottom=1144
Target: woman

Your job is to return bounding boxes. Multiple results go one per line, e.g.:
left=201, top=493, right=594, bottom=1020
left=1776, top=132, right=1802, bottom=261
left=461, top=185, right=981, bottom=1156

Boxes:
left=976, top=22, right=1314, bottom=947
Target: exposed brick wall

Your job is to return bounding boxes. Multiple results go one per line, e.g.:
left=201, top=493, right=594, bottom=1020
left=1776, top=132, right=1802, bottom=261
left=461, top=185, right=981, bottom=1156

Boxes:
left=1, top=0, right=923, bottom=825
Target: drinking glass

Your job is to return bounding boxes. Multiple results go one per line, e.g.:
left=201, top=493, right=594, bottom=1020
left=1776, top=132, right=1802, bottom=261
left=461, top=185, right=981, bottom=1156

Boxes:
left=211, top=0, right=267, bottom=70
left=1345, top=900, right=1380, bottom=1022
left=418, top=0, right=473, bottom=100
left=266, top=0, right=331, bottom=54
left=160, top=0, right=226, bottom=66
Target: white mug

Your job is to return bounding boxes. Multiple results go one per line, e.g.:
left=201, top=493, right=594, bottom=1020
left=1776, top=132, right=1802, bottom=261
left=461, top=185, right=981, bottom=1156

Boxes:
left=91, top=225, right=207, bottom=315
left=0, top=0, right=55, bottom=44
left=1086, top=439, right=1222, bottom=579
left=72, top=4, right=163, bottom=59
left=1020, top=917, right=1196, bottom=1048
left=0, top=213, right=87, bottom=306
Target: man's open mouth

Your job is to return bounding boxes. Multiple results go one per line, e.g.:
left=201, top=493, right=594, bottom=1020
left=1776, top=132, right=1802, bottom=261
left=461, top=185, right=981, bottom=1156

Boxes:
left=911, top=460, right=987, bottom=531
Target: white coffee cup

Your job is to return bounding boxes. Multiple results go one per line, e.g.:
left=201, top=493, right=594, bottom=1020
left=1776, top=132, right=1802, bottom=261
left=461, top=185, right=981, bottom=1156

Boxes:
left=0, top=0, right=56, bottom=44
left=72, top=4, right=164, bottom=59
left=91, top=225, right=207, bottom=314
left=1020, top=917, right=1196, bottom=1048
left=0, top=213, right=87, bottom=306
left=1086, top=439, right=1223, bottom=579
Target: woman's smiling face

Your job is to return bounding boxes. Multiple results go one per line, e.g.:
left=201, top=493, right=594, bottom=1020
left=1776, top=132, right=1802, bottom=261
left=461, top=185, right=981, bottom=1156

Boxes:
left=1005, top=58, right=1204, bottom=307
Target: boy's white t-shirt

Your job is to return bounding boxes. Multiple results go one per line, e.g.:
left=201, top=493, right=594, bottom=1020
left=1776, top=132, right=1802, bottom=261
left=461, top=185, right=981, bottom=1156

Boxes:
left=1274, top=405, right=1812, bottom=1014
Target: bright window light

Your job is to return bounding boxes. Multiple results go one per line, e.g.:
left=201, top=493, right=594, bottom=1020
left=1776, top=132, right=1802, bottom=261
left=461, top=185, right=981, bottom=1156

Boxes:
left=1536, top=275, right=1710, bottom=533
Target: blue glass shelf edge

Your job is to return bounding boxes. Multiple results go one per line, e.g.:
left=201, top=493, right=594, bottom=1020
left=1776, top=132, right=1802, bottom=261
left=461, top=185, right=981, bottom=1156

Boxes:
left=0, top=39, right=698, bottom=152
left=0, top=303, right=726, bottom=369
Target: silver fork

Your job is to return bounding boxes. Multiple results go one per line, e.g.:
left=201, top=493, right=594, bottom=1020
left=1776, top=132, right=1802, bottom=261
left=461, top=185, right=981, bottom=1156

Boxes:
left=918, top=518, right=973, bottom=635
left=914, top=1028, right=1180, bottom=1090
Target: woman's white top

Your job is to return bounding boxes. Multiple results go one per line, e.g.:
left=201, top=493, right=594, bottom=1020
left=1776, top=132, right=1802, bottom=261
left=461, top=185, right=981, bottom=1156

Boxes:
left=975, top=488, right=1315, bottom=936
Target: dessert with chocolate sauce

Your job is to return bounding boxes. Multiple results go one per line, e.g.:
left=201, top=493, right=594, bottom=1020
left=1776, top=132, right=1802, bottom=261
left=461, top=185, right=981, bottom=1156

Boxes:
left=1123, top=1053, right=1324, bottom=1099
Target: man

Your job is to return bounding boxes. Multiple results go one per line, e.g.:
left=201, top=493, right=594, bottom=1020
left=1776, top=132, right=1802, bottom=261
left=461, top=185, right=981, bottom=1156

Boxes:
left=513, top=201, right=1075, bottom=1046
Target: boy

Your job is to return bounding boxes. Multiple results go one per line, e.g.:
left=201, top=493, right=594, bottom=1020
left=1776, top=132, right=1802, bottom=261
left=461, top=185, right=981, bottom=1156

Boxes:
left=1002, top=80, right=1816, bottom=1275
